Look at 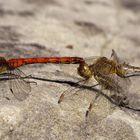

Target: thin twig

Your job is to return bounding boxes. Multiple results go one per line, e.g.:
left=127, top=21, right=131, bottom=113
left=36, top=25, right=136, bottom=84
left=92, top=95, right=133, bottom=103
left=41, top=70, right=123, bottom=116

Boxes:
left=0, top=75, right=139, bottom=111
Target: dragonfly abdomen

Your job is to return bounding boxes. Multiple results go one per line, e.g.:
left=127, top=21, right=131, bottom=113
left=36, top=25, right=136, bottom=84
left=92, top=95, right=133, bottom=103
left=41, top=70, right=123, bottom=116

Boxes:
left=7, top=57, right=84, bottom=69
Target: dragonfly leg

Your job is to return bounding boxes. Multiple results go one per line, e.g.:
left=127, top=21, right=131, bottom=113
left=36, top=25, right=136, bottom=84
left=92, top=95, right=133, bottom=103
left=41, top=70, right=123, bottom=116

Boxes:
left=85, top=93, right=100, bottom=117
left=58, top=93, right=64, bottom=104
left=23, top=74, right=32, bottom=78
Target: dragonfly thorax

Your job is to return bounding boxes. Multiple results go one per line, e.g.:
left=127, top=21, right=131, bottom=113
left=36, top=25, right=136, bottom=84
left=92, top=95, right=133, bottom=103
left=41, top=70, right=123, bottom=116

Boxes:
left=77, top=61, right=92, bottom=79
left=91, top=57, right=117, bottom=75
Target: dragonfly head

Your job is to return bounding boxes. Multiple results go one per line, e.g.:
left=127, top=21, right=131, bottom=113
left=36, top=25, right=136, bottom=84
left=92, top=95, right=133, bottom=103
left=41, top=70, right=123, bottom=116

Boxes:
left=77, top=61, right=92, bottom=79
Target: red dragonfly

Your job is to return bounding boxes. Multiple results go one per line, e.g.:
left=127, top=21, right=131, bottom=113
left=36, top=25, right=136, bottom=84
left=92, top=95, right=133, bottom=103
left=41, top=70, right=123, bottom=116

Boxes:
left=0, top=56, right=84, bottom=101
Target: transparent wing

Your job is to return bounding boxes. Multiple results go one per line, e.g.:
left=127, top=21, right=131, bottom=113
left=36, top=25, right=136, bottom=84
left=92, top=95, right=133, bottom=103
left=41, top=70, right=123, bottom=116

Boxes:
left=84, top=56, right=101, bottom=65
left=111, top=49, right=140, bottom=73
left=110, top=49, right=121, bottom=63
left=98, top=74, right=131, bottom=93
left=95, top=73, right=131, bottom=95
left=8, top=68, right=31, bottom=101
left=83, top=50, right=119, bottom=66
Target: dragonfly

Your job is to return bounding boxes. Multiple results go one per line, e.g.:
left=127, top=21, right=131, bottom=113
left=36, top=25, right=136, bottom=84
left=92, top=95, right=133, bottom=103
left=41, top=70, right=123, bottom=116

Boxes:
left=58, top=50, right=140, bottom=116
left=0, top=56, right=84, bottom=101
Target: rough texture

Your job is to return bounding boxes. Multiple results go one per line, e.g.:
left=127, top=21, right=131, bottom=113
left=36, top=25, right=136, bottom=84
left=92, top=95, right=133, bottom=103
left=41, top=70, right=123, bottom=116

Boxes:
left=0, top=0, right=140, bottom=140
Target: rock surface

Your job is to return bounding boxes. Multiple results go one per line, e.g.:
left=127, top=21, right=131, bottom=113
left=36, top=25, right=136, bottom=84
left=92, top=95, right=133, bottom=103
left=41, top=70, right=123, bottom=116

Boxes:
left=0, top=0, right=140, bottom=140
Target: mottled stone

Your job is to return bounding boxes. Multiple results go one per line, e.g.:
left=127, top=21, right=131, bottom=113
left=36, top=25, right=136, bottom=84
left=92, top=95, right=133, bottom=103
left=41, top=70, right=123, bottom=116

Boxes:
left=0, top=0, right=139, bottom=140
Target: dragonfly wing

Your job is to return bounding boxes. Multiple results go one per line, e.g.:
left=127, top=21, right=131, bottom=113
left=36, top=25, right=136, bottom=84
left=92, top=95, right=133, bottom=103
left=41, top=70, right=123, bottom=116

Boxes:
left=110, top=49, right=128, bottom=66
left=8, top=68, right=31, bottom=101
left=95, top=73, right=131, bottom=94
left=95, top=73, right=131, bottom=105
left=84, top=56, right=100, bottom=65
left=110, top=49, right=121, bottom=63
